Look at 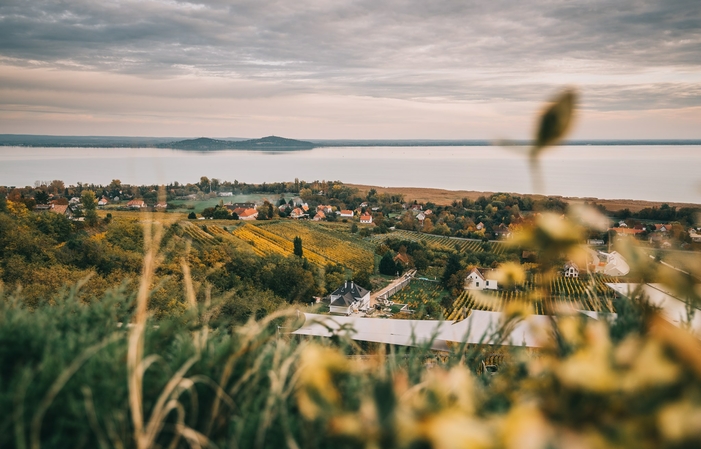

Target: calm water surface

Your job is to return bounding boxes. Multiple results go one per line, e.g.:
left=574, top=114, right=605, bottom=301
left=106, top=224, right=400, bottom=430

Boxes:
left=0, top=145, right=699, bottom=203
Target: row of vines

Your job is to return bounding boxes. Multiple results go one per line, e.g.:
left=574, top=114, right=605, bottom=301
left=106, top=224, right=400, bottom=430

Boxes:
left=373, top=229, right=507, bottom=254
left=257, top=221, right=374, bottom=272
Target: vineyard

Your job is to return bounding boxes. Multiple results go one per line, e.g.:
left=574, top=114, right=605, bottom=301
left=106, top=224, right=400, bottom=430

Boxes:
left=444, top=274, right=619, bottom=320
left=205, top=224, right=260, bottom=255
left=372, top=229, right=508, bottom=254
left=389, top=279, right=445, bottom=310
left=257, top=221, right=375, bottom=272
left=180, top=222, right=218, bottom=245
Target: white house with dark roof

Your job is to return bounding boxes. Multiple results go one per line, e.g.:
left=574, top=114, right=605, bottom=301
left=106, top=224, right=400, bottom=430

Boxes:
left=328, top=281, right=370, bottom=315
left=465, top=268, right=498, bottom=290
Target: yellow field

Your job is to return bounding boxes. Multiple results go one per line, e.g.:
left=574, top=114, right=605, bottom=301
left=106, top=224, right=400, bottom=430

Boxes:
left=231, top=224, right=329, bottom=265
left=260, top=221, right=374, bottom=272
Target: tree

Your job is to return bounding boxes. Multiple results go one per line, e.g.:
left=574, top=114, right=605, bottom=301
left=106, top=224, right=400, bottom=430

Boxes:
left=199, top=176, right=211, bottom=192
left=379, top=252, right=397, bottom=276
left=442, top=252, right=462, bottom=286
left=213, top=208, right=231, bottom=220
left=293, top=236, right=303, bottom=257
left=81, top=190, right=99, bottom=227
left=34, top=190, right=50, bottom=204
left=188, top=212, right=197, bottom=219
left=350, top=223, right=358, bottom=233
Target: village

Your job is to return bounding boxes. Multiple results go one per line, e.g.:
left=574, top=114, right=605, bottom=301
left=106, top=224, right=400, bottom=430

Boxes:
left=7, top=178, right=701, bottom=344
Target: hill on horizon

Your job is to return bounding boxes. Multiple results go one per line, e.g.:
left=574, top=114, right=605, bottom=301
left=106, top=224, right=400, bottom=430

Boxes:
left=161, top=135, right=317, bottom=151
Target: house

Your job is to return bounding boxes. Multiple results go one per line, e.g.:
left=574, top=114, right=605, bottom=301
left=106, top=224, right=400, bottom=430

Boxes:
left=416, top=212, right=426, bottom=225
left=313, top=211, right=325, bottom=221
left=424, top=209, right=433, bottom=215
left=654, top=224, right=671, bottom=233
left=394, top=253, right=410, bottom=266
left=127, top=199, right=147, bottom=209
left=689, top=229, right=701, bottom=243
left=338, top=210, right=354, bottom=218
left=238, top=208, right=259, bottom=220
left=465, top=268, right=498, bottom=290
left=587, top=239, right=605, bottom=246
left=359, top=202, right=368, bottom=208
left=49, top=204, right=73, bottom=219
left=301, top=203, right=310, bottom=212
left=360, top=212, right=373, bottom=224
left=232, top=207, right=247, bottom=216
left=563, top=261, right=579, bottom=278
left=618, top=221, right=628, bottom=228
left=493, top=223, right=512, bottom=239
left=476, top=222, right=484, bottom=231
left=317, top=205, right=333, bottom=214
left=328, top=281, right=370, bottom=315
left=610, top=227, right=644, bottom=237
left=218, top=192, right=234, bottom=197
left=69, top=197, right=81, bottom=206
left=97, top=197, right=109, bottom=207
left=290, top=208, right=306, bottom=219
left=224, top=202, right=256, bottom=212
left=588, top=249, right=630, bottom=276
left=154, top=202, right=167, bottom=209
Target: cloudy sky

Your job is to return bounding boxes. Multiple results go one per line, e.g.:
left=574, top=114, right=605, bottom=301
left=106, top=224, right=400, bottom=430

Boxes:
left=0, top=0, right=699, bottom=139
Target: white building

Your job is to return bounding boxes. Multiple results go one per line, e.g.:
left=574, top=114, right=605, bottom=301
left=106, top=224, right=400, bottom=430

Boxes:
left=328, top=281, right=370, bottom=315
left=589, top=249, right=630, bottom=276
left=564, top=261, right=579, bottom=278
left=465, top=268, right=498, bottom=290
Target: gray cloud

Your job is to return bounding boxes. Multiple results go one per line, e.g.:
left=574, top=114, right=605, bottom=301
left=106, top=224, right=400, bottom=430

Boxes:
left=0, top=0, right=700, bottom=110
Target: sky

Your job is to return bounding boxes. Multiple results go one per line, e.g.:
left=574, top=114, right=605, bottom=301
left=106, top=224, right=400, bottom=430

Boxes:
left=0, top=0, right=700, bottom=139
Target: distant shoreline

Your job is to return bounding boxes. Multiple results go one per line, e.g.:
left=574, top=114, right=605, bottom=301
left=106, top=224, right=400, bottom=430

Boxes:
left=348, top=184, right=701, bottom=212
left=1, top=134, right=701, bottom=149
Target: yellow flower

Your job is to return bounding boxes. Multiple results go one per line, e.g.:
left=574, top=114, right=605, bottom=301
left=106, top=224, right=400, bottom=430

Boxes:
left=658, top=400, right=701, bottom=442
left=296, top=345, right=350, bottom=419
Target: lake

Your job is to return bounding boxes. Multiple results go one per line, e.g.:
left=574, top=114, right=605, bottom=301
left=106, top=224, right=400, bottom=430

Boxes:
left=1, top=145, right=700, bottom=204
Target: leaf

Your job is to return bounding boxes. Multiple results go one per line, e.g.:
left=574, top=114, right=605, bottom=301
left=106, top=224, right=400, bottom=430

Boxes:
left=534, top=88, right=578, bottom=151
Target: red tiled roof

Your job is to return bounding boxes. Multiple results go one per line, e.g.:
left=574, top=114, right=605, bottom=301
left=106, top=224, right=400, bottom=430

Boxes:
left=238, top=208, right=258, bottom=218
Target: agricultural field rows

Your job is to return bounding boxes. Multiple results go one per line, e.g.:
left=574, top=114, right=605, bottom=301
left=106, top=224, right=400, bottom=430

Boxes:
left=444, top=276, right=618, bottom=320
left=529, top=273, right=620, bottom=298
left=374, top=230, right=507, bottom=254
left=231, top=224, right=330, bottom=266
left=206, top=225, right=260, bottom=256
left=180, top=222, right=218, bottom=245
left=256, top=221, right=375, bottom=271
left=387, top=279, right=444, bottom=310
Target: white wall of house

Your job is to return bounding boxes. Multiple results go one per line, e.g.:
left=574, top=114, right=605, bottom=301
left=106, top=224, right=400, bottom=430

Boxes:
left=465, top=271, right=498, bottom=290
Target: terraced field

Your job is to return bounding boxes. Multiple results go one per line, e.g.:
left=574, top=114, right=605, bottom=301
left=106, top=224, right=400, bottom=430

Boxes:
left=372, top=229, right=508, bottom=254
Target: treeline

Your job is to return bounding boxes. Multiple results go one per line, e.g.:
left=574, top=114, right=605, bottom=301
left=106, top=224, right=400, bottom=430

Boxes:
left=614, top=203, right=699, bottom=225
